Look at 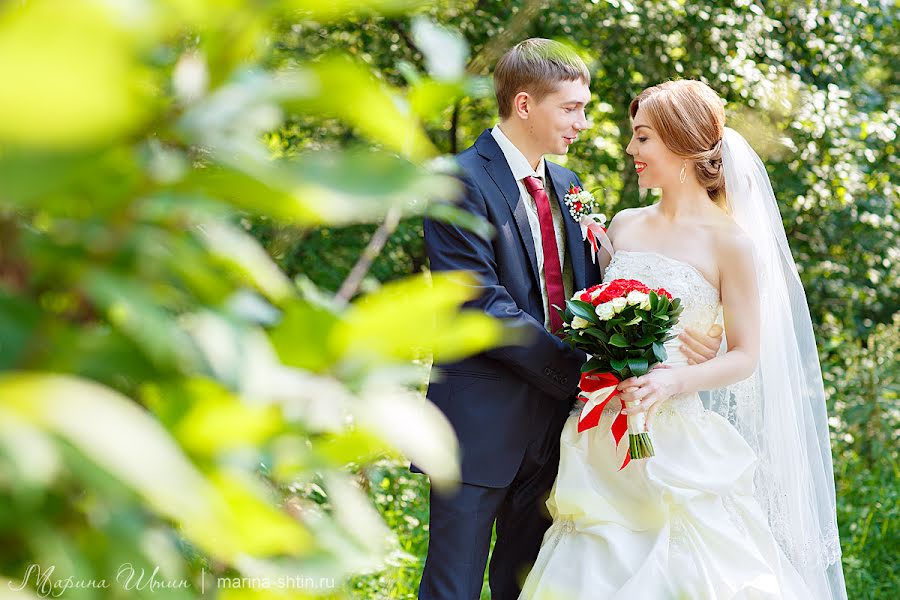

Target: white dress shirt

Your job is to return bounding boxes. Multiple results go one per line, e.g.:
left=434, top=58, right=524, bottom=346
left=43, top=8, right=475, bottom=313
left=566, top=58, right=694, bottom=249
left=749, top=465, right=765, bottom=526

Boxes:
left=491, top=125, right=574, bottom=330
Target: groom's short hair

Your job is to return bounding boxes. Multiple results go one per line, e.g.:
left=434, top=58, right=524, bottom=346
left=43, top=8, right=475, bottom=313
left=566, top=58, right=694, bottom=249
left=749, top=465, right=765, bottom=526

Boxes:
left=494, top=38, right=590, bottom=119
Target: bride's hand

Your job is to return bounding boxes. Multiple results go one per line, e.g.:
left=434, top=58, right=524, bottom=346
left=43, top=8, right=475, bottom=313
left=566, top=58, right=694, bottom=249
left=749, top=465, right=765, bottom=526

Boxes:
left=618, top=365, right=684, bottom=418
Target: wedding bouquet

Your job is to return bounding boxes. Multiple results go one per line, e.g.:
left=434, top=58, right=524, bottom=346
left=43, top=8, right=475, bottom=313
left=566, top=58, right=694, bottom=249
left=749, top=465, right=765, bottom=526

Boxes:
left=555, top=278, right=683, bottom=467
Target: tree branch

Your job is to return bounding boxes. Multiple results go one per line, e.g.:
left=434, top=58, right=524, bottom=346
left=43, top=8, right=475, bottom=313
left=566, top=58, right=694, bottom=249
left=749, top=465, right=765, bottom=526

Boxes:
left=334, top=206, right=403, bottom=308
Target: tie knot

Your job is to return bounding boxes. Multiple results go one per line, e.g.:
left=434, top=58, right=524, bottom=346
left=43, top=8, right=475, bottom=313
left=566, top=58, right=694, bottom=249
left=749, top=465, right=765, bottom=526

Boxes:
left=523, top=176, right=544, bottom=194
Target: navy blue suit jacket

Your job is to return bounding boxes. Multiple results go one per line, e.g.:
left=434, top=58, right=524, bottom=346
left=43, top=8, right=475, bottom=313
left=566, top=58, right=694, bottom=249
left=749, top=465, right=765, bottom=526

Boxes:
left=418, top=129, right=604, bottom=488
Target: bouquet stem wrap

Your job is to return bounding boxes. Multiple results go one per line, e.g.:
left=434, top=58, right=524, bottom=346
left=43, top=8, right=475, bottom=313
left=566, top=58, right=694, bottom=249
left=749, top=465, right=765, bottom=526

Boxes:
left=576, top=371, right=634, bottom=470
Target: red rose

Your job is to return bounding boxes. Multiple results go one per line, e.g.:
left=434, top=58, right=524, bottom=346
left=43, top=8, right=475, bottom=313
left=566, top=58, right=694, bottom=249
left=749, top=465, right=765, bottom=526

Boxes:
left=574, top=201, right=583, bottom=211
left=656, top=287, right=673, bottom=299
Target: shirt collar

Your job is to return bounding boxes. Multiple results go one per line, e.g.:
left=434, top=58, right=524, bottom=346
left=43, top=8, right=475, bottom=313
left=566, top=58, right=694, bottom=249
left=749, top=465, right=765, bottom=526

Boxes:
left=491, top=124, right=546, bottom=183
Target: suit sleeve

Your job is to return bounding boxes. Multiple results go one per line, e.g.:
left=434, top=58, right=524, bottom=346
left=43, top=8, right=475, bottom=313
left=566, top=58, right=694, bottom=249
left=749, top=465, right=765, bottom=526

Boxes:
left=423, top=175, right=585, bottom=401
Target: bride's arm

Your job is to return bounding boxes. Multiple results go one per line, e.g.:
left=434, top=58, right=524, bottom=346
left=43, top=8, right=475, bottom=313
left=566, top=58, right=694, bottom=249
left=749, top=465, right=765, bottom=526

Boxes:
left=620, top=234, right=760, bottom=415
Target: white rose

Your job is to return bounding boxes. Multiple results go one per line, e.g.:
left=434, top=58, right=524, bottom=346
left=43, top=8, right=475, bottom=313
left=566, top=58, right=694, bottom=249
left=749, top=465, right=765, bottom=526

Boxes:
left=595, top=302, right=616, bottom=321
left=578, top=191, right=593, bottom=204
left=571, top=316, right=590, bottom=329
left=590, top=284, right=608, bottom=301
left=626, top=290, right=648, bottom=306
left=611, top=297, right=627, bottom=313
left=640, top=297, right=652, bottom=310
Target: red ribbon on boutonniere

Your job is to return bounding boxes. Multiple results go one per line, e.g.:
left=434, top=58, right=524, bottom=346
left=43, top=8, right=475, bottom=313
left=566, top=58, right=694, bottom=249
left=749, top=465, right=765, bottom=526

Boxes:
left=563, top=183, right=615, bottom=265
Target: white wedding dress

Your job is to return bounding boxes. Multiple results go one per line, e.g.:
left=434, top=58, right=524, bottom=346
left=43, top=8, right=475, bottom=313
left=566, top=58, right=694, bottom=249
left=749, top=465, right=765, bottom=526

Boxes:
left=519, top=250, right=813, bottom=600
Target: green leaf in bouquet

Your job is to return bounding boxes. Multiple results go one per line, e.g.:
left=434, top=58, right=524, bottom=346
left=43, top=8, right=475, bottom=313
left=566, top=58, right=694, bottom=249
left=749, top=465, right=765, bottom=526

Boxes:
left=652, top=342, right=668, bottom=363
left=655, top=314, right=670, bottom=321
left=567, top=299, right=597, bottom=322
left=583, top=327, right=609, bottom=343
left=634, top=335, right=655, bottom=347
left=610, top=358, right=627, bottom=372
left=607, top=316, right=625, bottom=327
left=655, top=297, right=670, bottom=314
left=581, top=356, right=605, bottom=373
left=626, top=357, right=649, bottom=377
left=671, top=298, right=681, bottom=310
left=634, top=308, right=650, bottom=321
left=609, top=333, right=629, bottom=347
left=649, top=291, right=659, bottom=312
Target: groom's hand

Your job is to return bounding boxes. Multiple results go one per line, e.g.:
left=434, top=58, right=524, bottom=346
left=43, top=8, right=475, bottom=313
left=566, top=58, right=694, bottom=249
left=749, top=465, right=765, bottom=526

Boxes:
left=679, top=324, right=723, bottom=364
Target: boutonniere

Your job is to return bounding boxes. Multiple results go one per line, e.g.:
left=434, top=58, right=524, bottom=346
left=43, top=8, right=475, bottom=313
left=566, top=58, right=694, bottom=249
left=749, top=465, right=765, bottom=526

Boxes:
left=564, top=183, right=613, bottom=264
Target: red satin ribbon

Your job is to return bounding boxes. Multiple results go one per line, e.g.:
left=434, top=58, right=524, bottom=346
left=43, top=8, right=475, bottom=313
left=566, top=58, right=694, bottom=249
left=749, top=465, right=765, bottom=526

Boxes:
left=577, top=371, right=631, bottom=470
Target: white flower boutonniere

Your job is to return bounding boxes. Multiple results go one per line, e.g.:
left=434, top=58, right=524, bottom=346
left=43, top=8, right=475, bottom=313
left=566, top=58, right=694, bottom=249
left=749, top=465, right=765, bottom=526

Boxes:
left=563, top=182, right=614, bottom=264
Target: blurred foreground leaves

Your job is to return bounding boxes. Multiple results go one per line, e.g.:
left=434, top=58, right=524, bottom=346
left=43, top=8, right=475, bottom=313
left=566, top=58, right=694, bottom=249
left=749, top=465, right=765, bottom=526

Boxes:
left=0, top=0, right=506, bottom=598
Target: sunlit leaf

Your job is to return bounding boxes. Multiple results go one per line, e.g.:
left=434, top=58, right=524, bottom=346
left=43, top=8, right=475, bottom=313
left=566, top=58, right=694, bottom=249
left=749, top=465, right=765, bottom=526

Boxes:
left=268, top=299, right=341, bottom=372
left=167, top=378, right=284, bottom=457
left=409, top=79, right=466, bottom=121
left=198, top=221, right=294, bottom=303
left=284, top=0, right=429, bottom=23
left=352, top=383, right=460, bottom=490
left=423, top=200, right=496, bottom=239
left=204, top=469, right=313, bottom=557
left=82, top=270, right=204, bottom=373
left=0, top=373, right=216, bottom=536
left=285, top=55, right=436, bottom=160
left=323, top=472, right=393, bottom=557
left=0, top=0, right=153, bottom=149
left=411, top=17, right=469, bottom=81
left=332, top=271, right=505, bottom=364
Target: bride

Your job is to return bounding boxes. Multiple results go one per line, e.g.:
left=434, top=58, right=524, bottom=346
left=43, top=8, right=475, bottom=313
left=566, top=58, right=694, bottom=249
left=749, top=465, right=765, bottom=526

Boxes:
left=518, top=80, right=846, bottom=599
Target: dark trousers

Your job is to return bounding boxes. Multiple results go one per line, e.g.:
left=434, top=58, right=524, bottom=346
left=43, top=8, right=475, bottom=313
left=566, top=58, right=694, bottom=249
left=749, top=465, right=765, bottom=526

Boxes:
left=418, top=416, right=564, bottom=600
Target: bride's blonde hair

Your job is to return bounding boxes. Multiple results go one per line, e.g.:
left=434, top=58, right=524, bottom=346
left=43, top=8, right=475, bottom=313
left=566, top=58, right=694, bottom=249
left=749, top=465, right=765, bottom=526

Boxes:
left=629, top=80, right=727, bottom=211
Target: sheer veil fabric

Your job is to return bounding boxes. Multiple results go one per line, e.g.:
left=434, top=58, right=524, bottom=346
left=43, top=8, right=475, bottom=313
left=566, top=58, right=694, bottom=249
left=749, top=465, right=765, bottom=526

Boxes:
left=710, top=127, right=846, bottom=599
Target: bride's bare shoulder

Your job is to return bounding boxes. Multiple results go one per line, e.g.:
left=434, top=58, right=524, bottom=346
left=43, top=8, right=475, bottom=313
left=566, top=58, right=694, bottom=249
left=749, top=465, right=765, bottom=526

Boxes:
left=712, top=218, right=755, bottom=271
left=607, top=205, right=652, bottom=244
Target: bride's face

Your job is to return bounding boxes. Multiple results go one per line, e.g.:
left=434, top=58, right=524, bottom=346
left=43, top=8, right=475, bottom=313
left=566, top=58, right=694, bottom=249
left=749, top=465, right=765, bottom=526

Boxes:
left=626, top=107, right=682, bottom=189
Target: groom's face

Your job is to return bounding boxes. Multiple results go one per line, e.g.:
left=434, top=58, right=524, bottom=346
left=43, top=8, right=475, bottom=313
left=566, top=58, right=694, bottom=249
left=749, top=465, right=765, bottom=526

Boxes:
left=526, top=78, right=591, bottom=155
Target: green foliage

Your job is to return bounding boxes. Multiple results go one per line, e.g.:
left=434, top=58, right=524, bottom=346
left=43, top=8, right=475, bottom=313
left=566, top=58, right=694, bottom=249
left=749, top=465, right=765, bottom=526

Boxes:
left=0, top=0, right=504, bottom=598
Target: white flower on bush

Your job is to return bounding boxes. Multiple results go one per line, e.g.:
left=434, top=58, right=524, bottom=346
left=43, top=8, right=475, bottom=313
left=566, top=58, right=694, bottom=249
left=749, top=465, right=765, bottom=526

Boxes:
left=595, top=301, right=616, bottom=321
left=577, top=191, right=593, bottom=205
left=571, top=316, right=590, bottom=329
left=626, top=290, right=651, bottom=310
left=611, top=297, right=627, bottom=313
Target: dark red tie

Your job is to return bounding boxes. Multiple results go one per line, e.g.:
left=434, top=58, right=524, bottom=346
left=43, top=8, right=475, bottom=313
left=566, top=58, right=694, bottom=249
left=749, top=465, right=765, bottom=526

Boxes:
left=523, top=176, right=566, bottom=336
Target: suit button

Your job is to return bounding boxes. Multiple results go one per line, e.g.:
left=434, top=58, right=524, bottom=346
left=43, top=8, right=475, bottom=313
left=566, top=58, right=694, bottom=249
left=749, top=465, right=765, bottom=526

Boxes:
left=543, top=367, right=552, bottom=376
left=561, top=377, right=568, bottom=385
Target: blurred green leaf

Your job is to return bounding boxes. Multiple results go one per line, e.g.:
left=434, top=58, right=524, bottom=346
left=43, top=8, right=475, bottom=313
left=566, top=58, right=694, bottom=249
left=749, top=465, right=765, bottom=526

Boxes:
left=285, top=0, right=430, bottom=23
left=285, top=55, right=436, bottom=160
left=0, top=0, right=154, bottom=149
left=332, top=271, right=505, bottom=364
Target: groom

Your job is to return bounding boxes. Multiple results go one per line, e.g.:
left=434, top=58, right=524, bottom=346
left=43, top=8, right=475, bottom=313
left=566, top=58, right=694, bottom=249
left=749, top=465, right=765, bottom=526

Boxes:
left=417, top=39, right=719, bottom=599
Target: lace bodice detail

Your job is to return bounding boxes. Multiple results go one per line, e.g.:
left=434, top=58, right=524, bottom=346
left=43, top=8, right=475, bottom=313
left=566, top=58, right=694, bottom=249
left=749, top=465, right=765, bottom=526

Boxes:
left=604, top=251, right=721, bottom=367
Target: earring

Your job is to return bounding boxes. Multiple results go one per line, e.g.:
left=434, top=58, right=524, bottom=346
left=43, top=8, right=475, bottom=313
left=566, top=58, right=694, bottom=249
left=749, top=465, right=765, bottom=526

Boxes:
left=679, top=161, right=687, bottom=184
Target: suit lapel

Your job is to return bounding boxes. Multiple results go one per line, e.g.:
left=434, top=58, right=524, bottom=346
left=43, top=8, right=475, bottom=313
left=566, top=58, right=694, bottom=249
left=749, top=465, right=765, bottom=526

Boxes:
left=547, top=162, right=587, bottom=291
left=476, top=131, right=540, bottom=288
